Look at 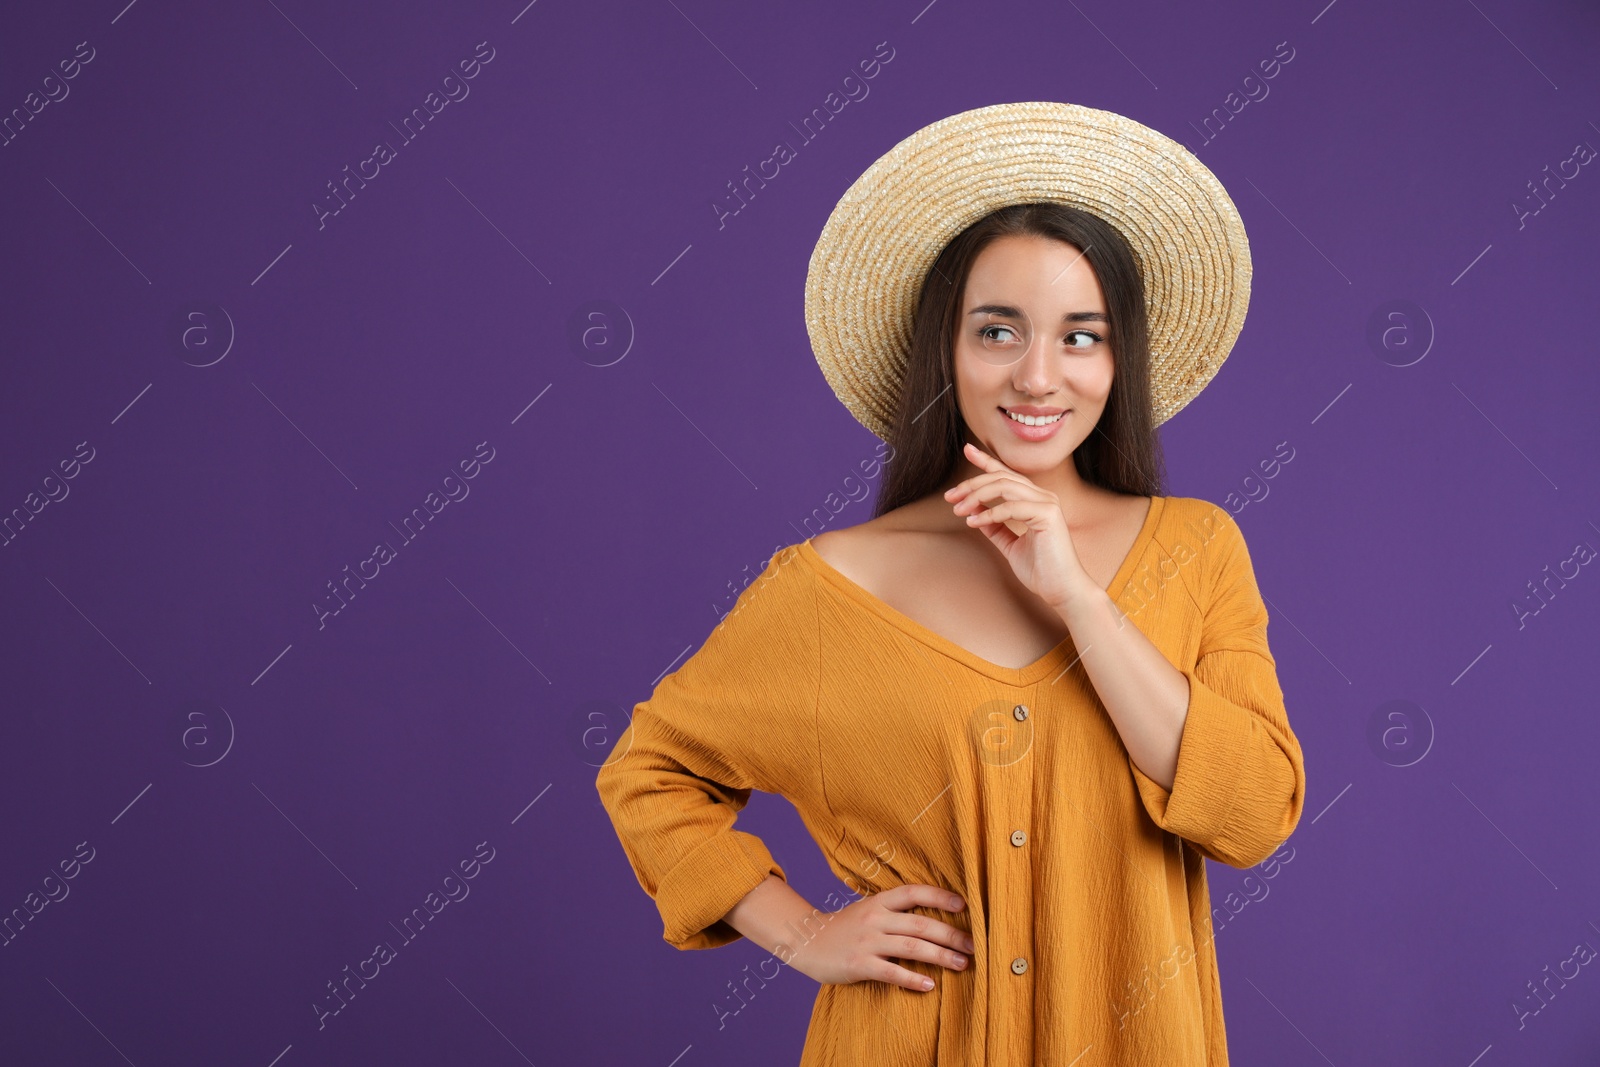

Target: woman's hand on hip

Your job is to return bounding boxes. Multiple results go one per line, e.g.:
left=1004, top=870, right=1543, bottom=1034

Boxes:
left=788, top=884, right=975, bottom=992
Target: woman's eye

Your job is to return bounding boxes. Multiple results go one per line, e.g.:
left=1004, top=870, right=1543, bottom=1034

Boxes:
left=976, top=325, right=1102, bottom=348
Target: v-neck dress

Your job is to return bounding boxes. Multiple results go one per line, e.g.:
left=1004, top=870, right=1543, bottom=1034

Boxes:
left=595, top=495, right=1306, bottom=1066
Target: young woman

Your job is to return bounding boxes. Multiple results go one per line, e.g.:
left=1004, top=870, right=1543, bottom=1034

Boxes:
left=597, top=102, right=1306, bottom=1066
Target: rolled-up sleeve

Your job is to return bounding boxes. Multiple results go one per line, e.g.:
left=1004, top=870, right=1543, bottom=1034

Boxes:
left=595, top=546, right=820, bottom=950
left=1129, top=508, right=1306, bottom=869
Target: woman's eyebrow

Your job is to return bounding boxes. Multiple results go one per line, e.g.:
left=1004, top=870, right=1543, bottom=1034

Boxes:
left=966, top=303, right=1109, bottom=323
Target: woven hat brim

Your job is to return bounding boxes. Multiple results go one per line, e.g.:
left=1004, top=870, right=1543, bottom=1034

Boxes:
left=804, top=101, right=1252, bottom=441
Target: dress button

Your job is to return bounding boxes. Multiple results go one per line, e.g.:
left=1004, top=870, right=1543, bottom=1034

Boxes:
left=1012, top=704, right=1029, bottom=721
left=1010, top=830, right=1027, bottom=847
left=1011, top=957, right=1028, bottom=975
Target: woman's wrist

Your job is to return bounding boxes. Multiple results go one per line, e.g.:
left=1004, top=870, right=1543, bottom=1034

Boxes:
left=1047, top=571, right=1114, bottom=620
left=723, top=874, right=830, bottom=972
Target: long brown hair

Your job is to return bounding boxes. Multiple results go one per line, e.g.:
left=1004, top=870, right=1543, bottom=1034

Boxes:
left=873, top=202, right=1167, bottom=518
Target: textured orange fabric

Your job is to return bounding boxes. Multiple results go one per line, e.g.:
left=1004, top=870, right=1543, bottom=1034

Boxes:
left=595, top=495, right=1306, bottom=1065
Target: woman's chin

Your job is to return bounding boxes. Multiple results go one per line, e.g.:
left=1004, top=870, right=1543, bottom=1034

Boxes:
left=992, top=441, right=1073, bottom=472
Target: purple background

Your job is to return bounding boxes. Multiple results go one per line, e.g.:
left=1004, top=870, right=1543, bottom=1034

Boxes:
left=2, top=0, right=1598, bottom=1063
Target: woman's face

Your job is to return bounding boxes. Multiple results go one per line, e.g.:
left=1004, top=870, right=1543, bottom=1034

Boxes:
left=952, top=233, right=1115, bottom=478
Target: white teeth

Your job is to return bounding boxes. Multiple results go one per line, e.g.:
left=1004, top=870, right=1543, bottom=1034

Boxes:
left=1006, top=410, right=1065, bottom=427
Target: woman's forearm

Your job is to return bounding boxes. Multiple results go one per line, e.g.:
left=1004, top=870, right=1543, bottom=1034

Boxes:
left=1057, top=585, right=1190, bottom=790
left=723, top=874, right=832, bottom=968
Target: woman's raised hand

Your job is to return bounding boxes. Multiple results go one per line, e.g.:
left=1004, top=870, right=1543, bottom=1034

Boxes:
left=944, top=441, right=1093, bottom=610
left=787, top=884, right=976, bottom=992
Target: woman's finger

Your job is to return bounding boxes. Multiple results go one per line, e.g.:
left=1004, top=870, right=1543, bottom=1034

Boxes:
left=944, top=469, right=1015, bottom=501
left=965, top=498, right=1047, bottom=528
left=948, top=474, right=1048, bottom=513
left=879, top=911, right=976, bottom=955
left=868, top=956, right=943, bottom=992
left=874, top=931, right=970, bottom=974
left=955, top=482, right=1049, bottom=516
left=875, top=883, right=965, bottom=915
left=963, top=441, right=1012, bottom=474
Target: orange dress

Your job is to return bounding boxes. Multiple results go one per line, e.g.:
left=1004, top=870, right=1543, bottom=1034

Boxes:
left=595, top=495, right=1306, bottom=1064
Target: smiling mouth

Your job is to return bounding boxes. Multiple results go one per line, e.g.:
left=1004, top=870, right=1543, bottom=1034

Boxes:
left=1000, top=408, right=1068, bottom=427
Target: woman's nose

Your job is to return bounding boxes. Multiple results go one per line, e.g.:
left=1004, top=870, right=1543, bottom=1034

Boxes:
left=1011, top=337, right=1059, bottom=393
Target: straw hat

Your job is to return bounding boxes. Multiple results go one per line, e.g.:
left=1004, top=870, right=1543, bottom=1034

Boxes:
left=803, top=101, right=1252, bottom=441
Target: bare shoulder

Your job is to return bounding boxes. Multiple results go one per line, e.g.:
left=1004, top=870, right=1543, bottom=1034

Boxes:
left=808, top=514, right=897, bottom=579
left=808, top=497, right=947, bottom=585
